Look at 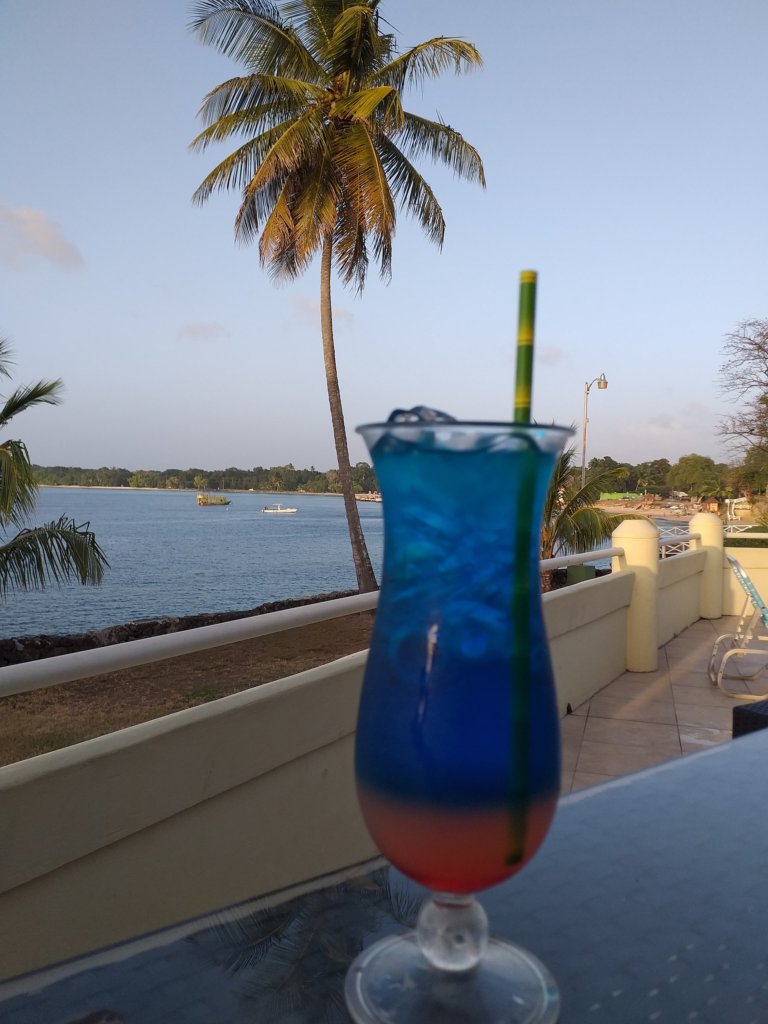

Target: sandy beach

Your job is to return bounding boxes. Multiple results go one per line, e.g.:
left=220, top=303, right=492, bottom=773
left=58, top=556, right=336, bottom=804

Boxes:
left=598, top=502, right=693, bottom=522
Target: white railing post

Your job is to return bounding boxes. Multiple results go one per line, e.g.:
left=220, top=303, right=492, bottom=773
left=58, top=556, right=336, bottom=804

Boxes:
left=689, top=511, right=724, bottom=619
left=611, top=519, right=660, bottom=671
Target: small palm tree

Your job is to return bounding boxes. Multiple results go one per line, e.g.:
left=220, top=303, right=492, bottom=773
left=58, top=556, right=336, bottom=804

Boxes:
left=0, top=341, right=107, bottom=597
left=540, top=444, right=644, bottom=592
left=190, top=0, right=485, bottom=592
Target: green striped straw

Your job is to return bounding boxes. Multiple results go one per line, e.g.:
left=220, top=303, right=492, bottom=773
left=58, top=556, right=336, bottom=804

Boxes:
left=514, top=270, right=537, bottom=423
left=507, top=269, right=538, bottom=863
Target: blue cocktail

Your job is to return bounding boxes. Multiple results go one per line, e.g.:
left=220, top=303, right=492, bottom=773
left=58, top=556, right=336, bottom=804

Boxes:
left=346, top=415, right=571, bottom=1024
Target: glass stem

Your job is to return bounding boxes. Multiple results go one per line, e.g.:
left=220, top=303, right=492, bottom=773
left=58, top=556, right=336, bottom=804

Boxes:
left=415, top=892, right=489, bottom=972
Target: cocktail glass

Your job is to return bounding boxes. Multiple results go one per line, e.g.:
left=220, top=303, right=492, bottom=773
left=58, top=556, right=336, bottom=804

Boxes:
left=345, top=416, right=572, bottom=1024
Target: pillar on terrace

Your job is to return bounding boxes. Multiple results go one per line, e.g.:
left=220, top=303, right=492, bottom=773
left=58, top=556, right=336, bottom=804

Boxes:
left=689, top=511, right=724, bottom=619
left=611, top=518, right=660, bottom=672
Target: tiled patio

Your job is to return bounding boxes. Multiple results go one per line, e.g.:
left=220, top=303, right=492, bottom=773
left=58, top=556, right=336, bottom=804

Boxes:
left=561, top=614, right=767, bottom=793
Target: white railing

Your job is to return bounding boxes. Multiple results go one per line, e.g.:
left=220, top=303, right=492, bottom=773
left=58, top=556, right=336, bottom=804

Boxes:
left=0, top=547, right=626, bottom=701
left=724, top=525, right=768, bottom=540
left=540, top=547, right=624, bottom=571
left=659, top=531, right=700, bottom=558
left=0, top=592, right=379, bottom=699
left=0, top=526, right=721, bottom=702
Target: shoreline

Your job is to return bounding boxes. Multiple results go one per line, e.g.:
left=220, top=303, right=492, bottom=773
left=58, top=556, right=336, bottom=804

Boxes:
left=0, top=589, right=361, bottom=663
left=39, top=484, right=347, bottom=497
left=599, top=502, right=694, bottom=522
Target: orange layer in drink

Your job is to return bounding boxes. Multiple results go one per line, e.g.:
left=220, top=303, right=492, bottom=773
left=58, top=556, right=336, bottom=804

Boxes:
left=357, top=782, right=558, bottom=893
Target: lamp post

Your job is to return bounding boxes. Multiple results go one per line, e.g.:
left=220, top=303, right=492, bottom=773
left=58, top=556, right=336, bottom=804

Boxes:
left=581, top=373, right=608, bottom=488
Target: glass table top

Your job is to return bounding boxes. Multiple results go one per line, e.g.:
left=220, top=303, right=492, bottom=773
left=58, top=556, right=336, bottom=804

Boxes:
left=2, top=730, right=767, bottom=1023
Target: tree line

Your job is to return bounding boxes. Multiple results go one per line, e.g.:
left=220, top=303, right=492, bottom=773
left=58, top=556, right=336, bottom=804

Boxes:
left=32, top=450, right=752, bottom=501
left=32, top=462, right=380, bottom=495
left=588, top=452, right=768, bottom=501
left=589, top=319, right=768, bottom=502
left=586, top=455, right=734, bottom=498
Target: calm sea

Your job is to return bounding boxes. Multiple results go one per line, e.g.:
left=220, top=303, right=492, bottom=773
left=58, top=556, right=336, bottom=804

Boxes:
left=1, top=488, right=384, bottom=639
left=1, top=490, right=680, bottom=640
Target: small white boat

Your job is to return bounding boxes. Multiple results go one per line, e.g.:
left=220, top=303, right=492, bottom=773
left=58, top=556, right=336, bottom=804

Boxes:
left=261, top=503, right=298, bottom=514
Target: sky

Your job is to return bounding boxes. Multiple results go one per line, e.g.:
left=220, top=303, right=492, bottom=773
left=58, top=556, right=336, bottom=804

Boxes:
left=1, top=0, right=767, bottom=472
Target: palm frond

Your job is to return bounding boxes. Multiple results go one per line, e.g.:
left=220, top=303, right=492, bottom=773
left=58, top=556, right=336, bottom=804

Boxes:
left=326, top=4, right=384, bottom=80
left=279, top=0, right=341, bottom=53
left=541, top=447, right=646, bottom=560
left=235, top=173, right=290, bottom=245
left=374, top=37, right=482, bottom=91
left=376, top=136, right=444, bottom=246
left=190, top=0, right=323, bottom=81
left=555, top=465, right=630, bottom=527
left=0, top=339, right=14, bottom=380
left=334, top=123, right=394, bottom=232
left=333, top=85, right=403, bottom=131
left=333, top=207, right=368, bottom=290
left=192, top=119, right=300, bottom=204
left=0, top=516, right=108, bottom=598
left=258, top=182, right=294, bottom=260
left=396, top=113, right=485, bottom=185
left=0, top=439, right=37, bottom=527
left=195, top=73, right=324, bottom=130
left=333, top=122, right=395, bottom=282
left=190, top=106, right=281, bottom=150
left=0, top=379, right=63, bottom=429
left=291, top=154, right=341, bottom=256
left=234, top=109, right=329, bottom=241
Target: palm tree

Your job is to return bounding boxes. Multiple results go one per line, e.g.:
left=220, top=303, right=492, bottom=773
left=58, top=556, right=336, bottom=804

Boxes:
left=540, top=444, right=644, bottom=592
left=190, top=0, right=485, bottom=592
left=0, top=340, right=108, bottom=597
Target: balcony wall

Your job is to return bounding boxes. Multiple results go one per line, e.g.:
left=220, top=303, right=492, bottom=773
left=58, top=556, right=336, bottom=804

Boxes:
left=545, top=570, right=634, bottom=713
left=0, top=513, right=733, bottom=981
left=657, top=549, right=707, bottom=645
left=0, top=654, right=377, bottom=981
left=722, top=546, right=768, bottom=615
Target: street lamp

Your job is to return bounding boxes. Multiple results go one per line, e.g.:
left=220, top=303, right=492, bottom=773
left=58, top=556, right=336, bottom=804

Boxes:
left=581, top=373, right=608, bottom=488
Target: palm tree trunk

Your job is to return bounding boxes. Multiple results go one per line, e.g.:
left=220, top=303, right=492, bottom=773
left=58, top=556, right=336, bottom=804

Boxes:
left=320, top=236, right=378, bottom=593
left=540, top=568, right=556, bottom=593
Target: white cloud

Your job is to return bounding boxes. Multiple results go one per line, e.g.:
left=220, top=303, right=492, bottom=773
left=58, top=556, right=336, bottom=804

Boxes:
left=0, top=205, right=83, bottom=269
left=536, top=345, right=566, bottom=367
left=177, top=321, right=231, bottom=342
left=647, top=413, right=678, bottom=430
left=292, top=295, right=355, bottom=324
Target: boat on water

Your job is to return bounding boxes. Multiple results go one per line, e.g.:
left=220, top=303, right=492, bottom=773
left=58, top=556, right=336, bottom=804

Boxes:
left=261, top=503, right=298, bottom=514
left=197, top=493, right=231, bottom=507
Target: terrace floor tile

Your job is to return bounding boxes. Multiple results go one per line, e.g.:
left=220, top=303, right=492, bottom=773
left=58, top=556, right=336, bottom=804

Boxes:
left=563, top=618, right=761, bottom=790
left=582, top=716, right=681, bottom=753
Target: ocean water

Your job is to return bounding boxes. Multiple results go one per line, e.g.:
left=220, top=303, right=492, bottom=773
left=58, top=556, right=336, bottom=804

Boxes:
left=1, top=488, right=384, bottom=639
left=0, top=489, right=678, bottom=640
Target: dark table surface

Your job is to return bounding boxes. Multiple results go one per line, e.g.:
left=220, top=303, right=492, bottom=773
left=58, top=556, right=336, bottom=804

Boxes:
left=2, top=731, right=767, bottom=1024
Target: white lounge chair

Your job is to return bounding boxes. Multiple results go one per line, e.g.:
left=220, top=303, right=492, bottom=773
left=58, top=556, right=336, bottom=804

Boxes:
left=708, top=555, right=768, bottom=700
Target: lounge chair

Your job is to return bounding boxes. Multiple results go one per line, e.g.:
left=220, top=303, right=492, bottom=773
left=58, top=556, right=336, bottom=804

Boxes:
left=708, top=556, right=768, bottom=700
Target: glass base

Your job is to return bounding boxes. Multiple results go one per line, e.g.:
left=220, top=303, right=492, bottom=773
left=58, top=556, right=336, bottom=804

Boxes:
left=345, top=932, right=560, bottom=1024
